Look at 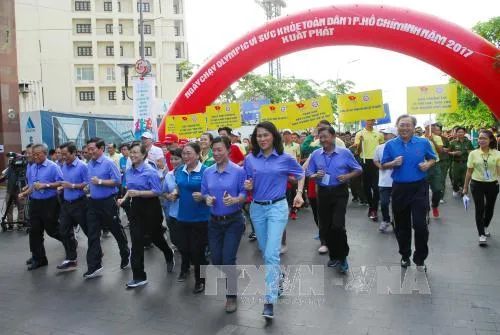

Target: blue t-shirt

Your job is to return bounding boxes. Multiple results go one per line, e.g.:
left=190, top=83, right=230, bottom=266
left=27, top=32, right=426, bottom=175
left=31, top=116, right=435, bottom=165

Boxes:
left=381, top=136, right=437, bottom=183
left=176, top=162, right=210, bottom=223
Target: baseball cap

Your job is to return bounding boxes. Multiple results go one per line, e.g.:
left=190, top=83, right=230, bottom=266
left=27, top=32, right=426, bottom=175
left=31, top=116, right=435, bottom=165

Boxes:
left=381, top=127, right=398, bottom=136
left=178, top=138, right=189, bottom=146
left=164, top=133, right=179, bottom=144
left=282, top=129, right=292, bottom=134
left=231, top=130, right=241, bottom=137
left=141, top=131, right=153, bottom=139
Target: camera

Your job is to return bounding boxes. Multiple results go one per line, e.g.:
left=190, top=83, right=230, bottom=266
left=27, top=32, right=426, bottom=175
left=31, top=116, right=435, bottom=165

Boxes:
left=6, top=152, right=28, bottom=179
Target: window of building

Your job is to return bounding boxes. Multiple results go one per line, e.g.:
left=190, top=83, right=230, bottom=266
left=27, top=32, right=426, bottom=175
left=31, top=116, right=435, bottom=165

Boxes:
left=106, top=46, right=114, bottom=56
left=120, top=46, right=124, bottom=56
left=77, top=46, right=92, bottom=56
left=139, top=24, right=151, bottom=34
left=174, top=26, right=180, bottom=36
left=118, top=2, right=121, bottom=12
left=108, top=91, right=116, bottom=100
left=173, top=0, right=182, bottom=14
left=76, top=24, right=91, bottom=33
left=176, top=64, right=182, bottom=82
left=104, top=1, right=112, bottom=11
left=75, top=1, right=91, bottom=11
left=76, top=67, right=94, bottom=81
left=122, top=90, right=126, bottom=100
left=119, top=24, right=123, bottom=34
left=106, top=67, right=115, bottom=81
left=144, top=46, right=152, bottom=56
left=137, top=2, right=151, bottom=12
left=105, top=24, right=113, bottom=34
left=79, top=91, right=95, bottom=101
left=175, top=42, right=183, bottom=58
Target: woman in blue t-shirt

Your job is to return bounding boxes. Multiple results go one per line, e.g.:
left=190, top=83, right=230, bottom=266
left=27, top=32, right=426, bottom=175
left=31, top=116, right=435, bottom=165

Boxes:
left=175, top=142, right=210, bottom=294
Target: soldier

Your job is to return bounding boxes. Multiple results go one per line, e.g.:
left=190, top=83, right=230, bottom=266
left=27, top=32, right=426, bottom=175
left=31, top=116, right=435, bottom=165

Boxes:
left=449, top=127, right=474, bottom=197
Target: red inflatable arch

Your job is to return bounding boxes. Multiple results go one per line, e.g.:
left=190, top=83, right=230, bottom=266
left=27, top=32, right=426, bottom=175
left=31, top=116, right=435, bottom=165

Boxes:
left=158, top=4, right=499, bottom=141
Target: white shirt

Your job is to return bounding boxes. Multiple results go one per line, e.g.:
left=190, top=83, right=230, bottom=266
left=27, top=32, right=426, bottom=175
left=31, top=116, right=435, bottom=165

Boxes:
left=374, top=143, right=393, bottom=187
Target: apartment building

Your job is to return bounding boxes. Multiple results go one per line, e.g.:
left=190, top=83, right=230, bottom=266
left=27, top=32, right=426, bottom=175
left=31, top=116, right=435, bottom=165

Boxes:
left=16, top=0, right=188, bottom=116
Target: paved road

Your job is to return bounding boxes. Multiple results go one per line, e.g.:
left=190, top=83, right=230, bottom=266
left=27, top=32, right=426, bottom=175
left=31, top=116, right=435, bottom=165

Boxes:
left=0, top=188, right=499, bottom=335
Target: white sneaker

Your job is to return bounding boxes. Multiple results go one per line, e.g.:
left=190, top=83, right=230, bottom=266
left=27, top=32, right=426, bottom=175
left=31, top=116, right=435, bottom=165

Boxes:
left=439, top=199, right=445, bottom=204
left=280, top=244, right=288, bottom=254
left=378, top=221, right=391, bottom=233
left=318, top=245, right=328, bottom=254
left=484, top=229, right=491, bottom=237
left=452, top=191, right=459, bottom=198
left=479, top=235, right=487, bottom=246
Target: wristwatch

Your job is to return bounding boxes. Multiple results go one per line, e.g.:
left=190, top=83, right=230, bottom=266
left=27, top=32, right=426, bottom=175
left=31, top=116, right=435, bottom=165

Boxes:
left=45, top=183, right=50, bottom=189
left=72, top=184, right=75, bottom=189
left=98, top=179, right=103, bottom=185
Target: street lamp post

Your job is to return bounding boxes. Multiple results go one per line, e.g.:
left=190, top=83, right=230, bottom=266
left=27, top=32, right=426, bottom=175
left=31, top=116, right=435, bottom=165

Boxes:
left=335, top=58, right=360, bottom=132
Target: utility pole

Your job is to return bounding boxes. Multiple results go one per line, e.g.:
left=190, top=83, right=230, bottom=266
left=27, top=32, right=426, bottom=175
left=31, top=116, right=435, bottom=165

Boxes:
left=139, top=0, right=145, bottom=60
left=255, top=0, right=286, bottom=79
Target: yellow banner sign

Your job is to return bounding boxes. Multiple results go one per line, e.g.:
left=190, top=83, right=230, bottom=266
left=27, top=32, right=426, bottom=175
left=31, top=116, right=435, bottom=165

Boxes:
left=287, top=96, right=335, bottom=131
left=260, top=103, right=291, bottom=129
left=338, top=89, right=385, bottom=123
left=407, top=83, right=458, bottom=115
left=206, top=103, right=242, bottom=130
left=165, top=116, right=176, bottom=134
left=172, top=113, right=207, bottom=138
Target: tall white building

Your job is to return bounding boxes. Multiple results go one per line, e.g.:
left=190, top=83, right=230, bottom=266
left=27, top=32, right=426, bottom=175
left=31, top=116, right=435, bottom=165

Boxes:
left=16, top=0, right=188, bottom=116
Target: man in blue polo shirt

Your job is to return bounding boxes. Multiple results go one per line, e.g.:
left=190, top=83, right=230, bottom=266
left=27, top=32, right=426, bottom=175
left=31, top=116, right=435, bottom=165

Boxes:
left=57, top=142, right=88, bottom=272
left=381, top=115, right=436, bottom=272
left=18, top=143, right=64, bottom=271
left=306, top=126, right=362, bottom=274
left=84, top=137, right=130, bottom=279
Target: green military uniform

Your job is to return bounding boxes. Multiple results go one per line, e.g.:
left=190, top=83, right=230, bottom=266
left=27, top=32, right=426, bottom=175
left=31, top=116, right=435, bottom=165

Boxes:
left=449, top=138, right=474, bottom=192
left=438, top=136, right=451, bottom=200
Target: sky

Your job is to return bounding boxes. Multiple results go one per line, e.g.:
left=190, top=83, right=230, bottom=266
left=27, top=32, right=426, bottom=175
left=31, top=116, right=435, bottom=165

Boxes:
left=183, top=0, right=499, bottom=127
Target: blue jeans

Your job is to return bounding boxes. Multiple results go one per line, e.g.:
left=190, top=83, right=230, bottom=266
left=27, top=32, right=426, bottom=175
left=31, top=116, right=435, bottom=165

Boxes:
left=249, top=199, right=288, bottom=304
left=379, top=187, right=392, bottom=223
left=208, top=212, right=245, bottom=297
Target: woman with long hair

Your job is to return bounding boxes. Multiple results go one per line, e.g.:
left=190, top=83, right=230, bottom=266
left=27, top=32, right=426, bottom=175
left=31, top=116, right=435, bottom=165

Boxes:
left=118, top=142, right=174, bottom=288
left=244, top=121, right=304, bottom=319
left=201, top=136, right=247, bottom=313
left=463, top=130, right=500, bottom=246
left=175, top=142, right=210, bottom=293
left=200, top=132, right=215, bottom=167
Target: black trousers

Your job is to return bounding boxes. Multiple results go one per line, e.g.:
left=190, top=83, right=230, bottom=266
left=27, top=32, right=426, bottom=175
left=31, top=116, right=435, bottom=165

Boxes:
left=177, top=221, right=208, bottom=284
left=350, top=173, right=366, bottom=202
left=85, top=196, right=129, bottom=271
left=361, top=159, right=380, bottom=210
left=29, top=197, right=62, bottom=263
left=59, top=197, right=88, bottom=261
left=392, top=180, right=430, bottom=265
left=308, top=197, right=325, bottom=245
left=317, top=185, right=349, bottom=261
left=129, top=197, right=173, bottom=281
left=470, top=180, right=499, bottom=236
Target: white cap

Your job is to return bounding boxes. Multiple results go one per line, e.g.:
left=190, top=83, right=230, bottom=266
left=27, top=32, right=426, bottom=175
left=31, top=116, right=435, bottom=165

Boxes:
left=381, top=126, right=398, bottom=136
left=282, top=129, right=292, bottom=134
left=141, top=131, right=153, bottom=139
left=423, top=120, right=436, bottom=128
left=230, top=130, right=241, bottom=137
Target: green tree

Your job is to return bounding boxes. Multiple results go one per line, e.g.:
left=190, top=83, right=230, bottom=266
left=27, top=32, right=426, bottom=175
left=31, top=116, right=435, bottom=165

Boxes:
left=438, top=17, right=499, bottom=129
left=177, top=60, right=197, bottom=80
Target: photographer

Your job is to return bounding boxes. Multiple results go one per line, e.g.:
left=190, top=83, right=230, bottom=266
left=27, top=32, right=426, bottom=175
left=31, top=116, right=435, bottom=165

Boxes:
left=1, top=151, right=28, bottom=229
